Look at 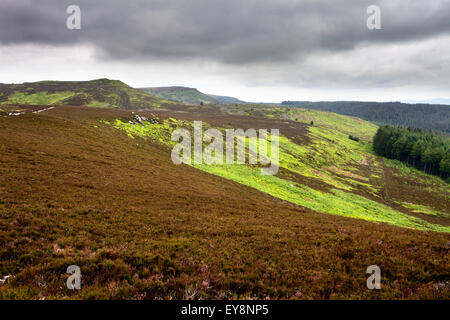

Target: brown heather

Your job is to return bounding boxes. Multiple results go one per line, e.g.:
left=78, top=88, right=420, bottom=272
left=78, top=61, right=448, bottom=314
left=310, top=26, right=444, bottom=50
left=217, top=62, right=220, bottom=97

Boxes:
left=0, top=105, right=449, bottom=299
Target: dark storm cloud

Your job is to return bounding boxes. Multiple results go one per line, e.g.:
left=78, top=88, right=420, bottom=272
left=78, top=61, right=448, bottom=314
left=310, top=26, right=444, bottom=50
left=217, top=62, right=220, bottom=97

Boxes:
left=0, top=0, right=449, bottom=64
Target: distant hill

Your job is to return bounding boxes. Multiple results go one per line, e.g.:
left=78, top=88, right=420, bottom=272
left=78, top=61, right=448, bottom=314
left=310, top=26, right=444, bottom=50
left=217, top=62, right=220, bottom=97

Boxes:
left=403, top=99, right=450, bottom=105
left=281, top=101, right=450, bottom=133
left=207, top=94, right=245, bottom=104
left=0, top=79, right=166, bottom=109
left=139, top=86, right=218, bottom=105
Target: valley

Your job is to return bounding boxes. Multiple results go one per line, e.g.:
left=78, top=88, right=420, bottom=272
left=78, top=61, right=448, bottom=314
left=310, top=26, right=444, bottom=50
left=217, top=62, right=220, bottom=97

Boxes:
left=0, top=98, right=448, bottom=299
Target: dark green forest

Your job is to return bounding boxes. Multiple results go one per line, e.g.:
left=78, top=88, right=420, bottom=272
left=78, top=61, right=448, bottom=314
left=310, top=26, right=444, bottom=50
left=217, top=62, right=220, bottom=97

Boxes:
left=373, top=126, right=450, bottom=181
left=281, top=101, right=450, bottom=133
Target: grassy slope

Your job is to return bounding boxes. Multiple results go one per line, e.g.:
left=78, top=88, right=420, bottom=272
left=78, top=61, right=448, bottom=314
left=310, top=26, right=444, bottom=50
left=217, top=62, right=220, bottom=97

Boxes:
left=207, top=94, right=245, bottom=104
left=280, top=101, right=450, bottom=133
left=140, top=87, right=218, bottom=105
left=0, top=79, right=168, bottom=109
left=0, top=105, right=449, bottom=300
left=112, top=104, right=449, bottom=232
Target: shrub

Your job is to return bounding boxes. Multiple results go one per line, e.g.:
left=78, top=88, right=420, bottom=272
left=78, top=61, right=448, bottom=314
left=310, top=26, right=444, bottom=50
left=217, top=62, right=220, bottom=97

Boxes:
left=348, top=135, right=360, bottom=142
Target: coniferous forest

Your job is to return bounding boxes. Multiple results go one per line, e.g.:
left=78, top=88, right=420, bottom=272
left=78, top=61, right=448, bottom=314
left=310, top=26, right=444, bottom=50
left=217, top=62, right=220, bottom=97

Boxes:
left=281, top=101, right=450, bottom=133
left=373, top=125, right=450, bottom=182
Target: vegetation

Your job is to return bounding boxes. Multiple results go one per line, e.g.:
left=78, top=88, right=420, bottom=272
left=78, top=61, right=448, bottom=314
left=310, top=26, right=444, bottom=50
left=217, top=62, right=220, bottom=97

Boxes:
left=0, top=79, right=168, bottom=109
left=0, top=103, right=449, bottom=300
left=223, top=103, right=379, bottom=140
left=373, top=125, right=450, bottom=180
left=281, top=101, right=450, bottom=133
left=207, top=94, right=246, bottom=104
left=140, top=86, right=218, bottom=105
left=108, top=104, right=449, bottom=232
left=194, top=163, right=448, bottom=233
left=5, top=91, right=77, bottom=105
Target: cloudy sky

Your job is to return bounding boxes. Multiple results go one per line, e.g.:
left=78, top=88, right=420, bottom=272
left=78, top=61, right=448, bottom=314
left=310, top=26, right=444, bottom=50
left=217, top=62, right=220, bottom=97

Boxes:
left=0, top=0, right=449, bottom=102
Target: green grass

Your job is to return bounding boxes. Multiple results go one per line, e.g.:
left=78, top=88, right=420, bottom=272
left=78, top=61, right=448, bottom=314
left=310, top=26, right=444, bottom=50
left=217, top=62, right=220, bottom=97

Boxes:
left=140, top=87, right=218, bottom=105
left=288, top=108, right=378, bottom=142
left=193, top=162, right=449, bottom=233
left=3, top=91, right=77, bottom=105
left=0, top=79, right=169, bottom=108
left=88, top=101, right=117, bottom=108
left=107, top=113, right=449, bottom=233
left=110, top=118, right=184, bottom=146
left=276, top=124, right=381, bottom=194
left=1, top=105, right=449, bottom=300
left=224, top=104, right=378, bottom=142
left=384, top=158, right=450, bottom=193
left=400, top=202, right=449, bottom=219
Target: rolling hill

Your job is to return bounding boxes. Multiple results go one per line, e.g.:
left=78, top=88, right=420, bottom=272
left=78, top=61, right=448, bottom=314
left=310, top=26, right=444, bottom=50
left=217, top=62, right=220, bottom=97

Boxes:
left=0, top=101, right=448, bottom=299
left=281, top=101, right=450, bottom=133
left=404, top=99, right=450, bottom=106
left=139, top=86, right=218, bottom=105
left=0, top=79, right=167, bottom=109
left=207, top=94, right=245, bottom=104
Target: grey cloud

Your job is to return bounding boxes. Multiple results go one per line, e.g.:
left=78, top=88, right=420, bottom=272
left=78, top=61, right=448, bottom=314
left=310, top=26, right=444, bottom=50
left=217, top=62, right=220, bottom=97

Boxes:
left=0, top=0, right=449, bottom=64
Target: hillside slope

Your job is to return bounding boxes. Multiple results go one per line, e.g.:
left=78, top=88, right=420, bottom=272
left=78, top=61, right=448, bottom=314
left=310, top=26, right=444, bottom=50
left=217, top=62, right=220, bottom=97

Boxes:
left=140, top=86, right=218, bottom=105
left=281, top=101, right=450, bottom=133
left=207, top=94, right=245, bottom=104
left=0, top=104, right=449, bottom=300
left=0, top=79, right=167, bottom=109
left=143, top=104, right=450, bottom=232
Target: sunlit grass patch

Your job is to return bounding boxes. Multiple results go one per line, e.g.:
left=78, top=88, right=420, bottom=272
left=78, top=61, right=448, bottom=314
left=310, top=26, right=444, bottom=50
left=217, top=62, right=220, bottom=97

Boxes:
left=111, top=119, right=181, bottom=147
left=3, top=91, right=77, bottom=105
left=384, top=158, right=450, bottom=193
left=105, top=111, right=448, bottom=233
left=400, top=202, right=449, bottom=219
left=278, top=125, right=380, bottom=193
left=193, top=162, right=449, bottom=233
left=88, top=101, right=117, bottom=108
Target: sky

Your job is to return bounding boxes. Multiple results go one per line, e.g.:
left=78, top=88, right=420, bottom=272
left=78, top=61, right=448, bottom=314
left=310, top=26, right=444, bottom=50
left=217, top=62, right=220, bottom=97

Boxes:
left=0, top=0, right=449, bottom=103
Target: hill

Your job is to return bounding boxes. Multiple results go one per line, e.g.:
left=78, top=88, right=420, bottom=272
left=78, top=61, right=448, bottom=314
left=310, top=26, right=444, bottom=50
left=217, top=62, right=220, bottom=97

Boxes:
left=404, top=99, right=450, bottom=105
left=281, top=101, right=450, bottom=133
left=171, top=103, right=449, bottom=232
left=0, top=79, right=167, bottom=109
left=0, top=102, right=448, bottom=299
left=207, top=94, right=245, bottom=104
left=139, top=86, right=218, bottom=105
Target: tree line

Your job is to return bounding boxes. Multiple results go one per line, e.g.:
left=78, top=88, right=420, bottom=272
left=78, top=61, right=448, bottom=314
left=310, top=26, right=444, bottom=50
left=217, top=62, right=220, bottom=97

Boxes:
left=281, top=101, right=450, bottom=133
left=373, top=125, right=450, bottom=182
